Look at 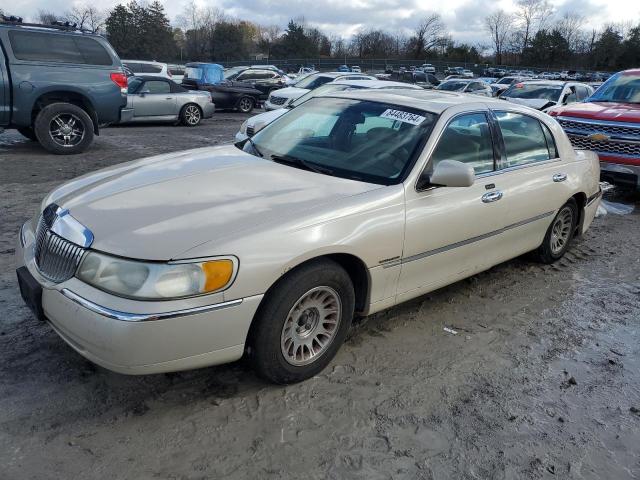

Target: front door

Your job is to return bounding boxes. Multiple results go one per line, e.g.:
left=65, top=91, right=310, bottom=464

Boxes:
left=397, top=112, right=510, bottom=303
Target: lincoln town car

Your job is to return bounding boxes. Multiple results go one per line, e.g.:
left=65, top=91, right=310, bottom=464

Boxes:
left=16, top=90, right=602, bottom=384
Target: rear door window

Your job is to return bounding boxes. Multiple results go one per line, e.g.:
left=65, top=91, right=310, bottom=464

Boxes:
left=495, top=111, right=552, bottom=167
left=9, top=31, right=112, bottom=65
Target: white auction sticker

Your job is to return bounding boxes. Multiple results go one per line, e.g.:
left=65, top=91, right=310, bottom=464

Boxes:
left=380, top=109, right=426, bottom=125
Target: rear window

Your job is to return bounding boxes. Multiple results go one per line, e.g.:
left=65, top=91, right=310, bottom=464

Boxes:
left=9, top=31, right=112, bottom=65
left=142, top=64, right=163, bottom=74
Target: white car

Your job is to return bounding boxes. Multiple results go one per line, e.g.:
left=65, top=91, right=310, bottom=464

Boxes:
left=121, top=60, right=171, bottom=79
left=462, top=69, right=474, bottom=78
left=235, top=80, right=424, bottom=142
left=436, top=79, right=493, bottom=97
left=16, top=90, right=601, bottom=383
left=168, top=64, right=185, bottom=83
left=264, top=72, right=376, bottom=110
left=500, top=81, right=595, bottom=112
left=350, top=66, right=362, bottom=73
left=421, top=64, right=436, bottom=73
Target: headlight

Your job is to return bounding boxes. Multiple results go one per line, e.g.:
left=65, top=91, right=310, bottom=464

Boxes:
left=76, top=252, right=236, bottom=300
left=239, top=120, right=248, bottom=134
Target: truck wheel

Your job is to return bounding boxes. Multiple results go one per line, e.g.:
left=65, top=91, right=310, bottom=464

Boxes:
left=236, top=96, right=254, bottom=113
left=180, top=104, right=202, bottom=126
left=533, top=199, right=578, bottom=264
left=17, top=127, right=37, bottom=141
left=248, top=259, right=355, bottom=384
left=34, top=103, right=94, bottom=155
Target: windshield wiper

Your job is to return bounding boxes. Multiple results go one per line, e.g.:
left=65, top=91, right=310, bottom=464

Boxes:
left=246, top=137, right=264, bottom=157
left=271, top=154, right=335, bottom=175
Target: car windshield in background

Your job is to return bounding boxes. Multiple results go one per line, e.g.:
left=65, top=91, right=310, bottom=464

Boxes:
left=244, top=97, right=436, bottom=185
left=497, top=77, right=515, bottom=85
left=438, top=81, right=467, bottom=91
left=185, top=66, right=203, bottom=81
left=293, top=74, right=335, bottom=90
left=589, top=72, right=640, bottom=103
left=503, top=84, right=563, bottom=100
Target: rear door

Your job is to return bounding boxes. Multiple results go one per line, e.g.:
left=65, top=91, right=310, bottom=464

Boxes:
left=132, top=80, right=176, bottom=117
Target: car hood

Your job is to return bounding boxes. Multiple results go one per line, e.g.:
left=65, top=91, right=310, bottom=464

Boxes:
left=45, top=146, right=381, bottom=260
left=272, top=87, right=310, bottom=99
left=248, top=109, right=288, bottom=130
left=552, top=101, right=640, bottom=123
left=503, top=97, right=555, bottom=110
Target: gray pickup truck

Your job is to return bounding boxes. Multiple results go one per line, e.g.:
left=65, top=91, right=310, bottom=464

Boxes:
left=0, top=17, right=132, bottom=154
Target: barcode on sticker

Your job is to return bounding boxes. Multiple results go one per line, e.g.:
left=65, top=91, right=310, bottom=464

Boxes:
left=380, top=109, right=426, bottom=125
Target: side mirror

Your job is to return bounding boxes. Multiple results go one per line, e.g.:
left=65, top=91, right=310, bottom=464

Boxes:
left=422, top=160, right=475, bottom=188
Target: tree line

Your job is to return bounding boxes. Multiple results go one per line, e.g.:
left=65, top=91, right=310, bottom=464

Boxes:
left=22, top=1, right=640, bottom=71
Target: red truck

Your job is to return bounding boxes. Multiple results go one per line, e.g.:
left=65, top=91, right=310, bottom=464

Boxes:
left=549, top=69, right=640, bottom=190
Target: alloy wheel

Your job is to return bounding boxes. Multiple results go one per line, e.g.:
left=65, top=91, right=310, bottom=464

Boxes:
left=49, top=113, right=85, bottom=148
left=550, top=206, right=573, bottom=255
left=238, top=97, right=253, bottom=112
left=184, top=105, right=201, bottom=125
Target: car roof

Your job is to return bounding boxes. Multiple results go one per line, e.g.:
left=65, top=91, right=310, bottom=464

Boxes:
left=516, top=80, right=567, bottom=86
left=327, top=89, right=510, bottom=114
left=332, top=79, right=422, bottom=89
left=122, top=60, right=166, bottom=66
left=442, top=78, right=474, bottom=84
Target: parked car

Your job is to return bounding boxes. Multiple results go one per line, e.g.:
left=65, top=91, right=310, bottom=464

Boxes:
left=182, top=63, right=262, bottom=113
left=402, top=71, right=440, bottom=88
left=421, top=64, right=436, bottom=73
left=351, top=66, right=362, bottom=73
left=436, top=79, right=492, bottom=96
left=461, top=69, right=474, bottom=78
left=549, top=69, right=640, bottom=189
left=223, top=67, right=288, bottom=100
left=264, top=72, right=376, bottom=110
left=16, top=90, right=602, bottom=383
left=445, top=66, right=465, bottom=76
left=235, top=79, right=423, bottom=142
left=490, top=76, right=527, bottom=96
left=500, top=81, right=594, bottom=112
left=121, top=60, right=170, bottom=79
left=168, top=64, right=185, bottom=83
left=337, top=65, right=350, bottom=72
left=0, top=17, right=131, bottom=154
left=123, top=76, right=214, bottom=126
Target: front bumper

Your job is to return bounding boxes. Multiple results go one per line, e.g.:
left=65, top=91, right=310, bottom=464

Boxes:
left=600, top=161, right=640, bottom=189
left=119, top=107, right=134, bottom=123
left=202, top=102, right=216, bottom=119
left=16, top=221, right=263, bottom=375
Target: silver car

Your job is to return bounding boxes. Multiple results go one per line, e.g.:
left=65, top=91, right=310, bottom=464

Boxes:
left=124, top=76, right=215, bottom=126
left=436, top=79, right=493, bottom=97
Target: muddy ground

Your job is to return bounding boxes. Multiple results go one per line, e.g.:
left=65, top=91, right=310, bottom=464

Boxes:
left=1, top=114, right=639, bottom=480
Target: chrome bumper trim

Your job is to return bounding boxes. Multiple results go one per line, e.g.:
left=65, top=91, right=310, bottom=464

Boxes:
left=60, top=288, right=243, bottom=322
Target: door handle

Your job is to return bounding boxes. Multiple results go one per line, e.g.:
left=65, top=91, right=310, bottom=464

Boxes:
left=481, top=191, right=503, bottom=203
left=165, top=97, right=173, bottom=100
left=553, top=173, right=567, bottom=182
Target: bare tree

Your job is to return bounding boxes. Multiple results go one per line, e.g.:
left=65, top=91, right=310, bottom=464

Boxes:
left=556, top=12, right=585, bottom=51
left=409, top=14, right=446, bottom=59
left=514, top=0, right=554, bottom=52
left=65, top=5, right=104, bottom=32
left=37, top=9, right=59, bottom=25
left=485, top=10, right=514, bottom=64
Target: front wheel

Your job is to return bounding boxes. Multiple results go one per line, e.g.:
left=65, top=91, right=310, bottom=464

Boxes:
left=34, top=103, right=94, bottom=155
left=533, top=199, right=578, bottom=263
left=236, top=96, right=254, bottom=113
left=180, top=103, right=202, bottom=126
left=248, top=259, right=355, bottom=384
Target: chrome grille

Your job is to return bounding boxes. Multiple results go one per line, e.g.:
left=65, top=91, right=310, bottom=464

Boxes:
left=269, top=96, right=287, bottom=106
left=567, top=133, right=640, bottom=157
left=34, top=210, right=86, bottom=283
left=246, top=125, right=255, bottom=137
left=558, top=118, right=640, bottom=139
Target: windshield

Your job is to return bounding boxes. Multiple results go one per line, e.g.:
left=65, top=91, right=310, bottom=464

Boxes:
left=589, top=72, right=640, bottom=103
left=503, top=84, right=563, bottom=101
left=293, top=74, right=335, bottom=90
left=497, top=77, right=514, bottom=85
left=437, top=81, right=467, bottom=91
left=184, top=66, right=203, bottom=81
left=244, top=97, right=436, bottom=185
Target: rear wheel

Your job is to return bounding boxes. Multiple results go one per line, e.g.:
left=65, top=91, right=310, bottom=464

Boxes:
left=180, top=103, right=202, bottom=126
left=236, top=96, right=254, bottom=113
left=34, top=103, right=94, bottom=155
left=17, top=127, right=37, bottom=141
left=248, top=259, right=355, bottom=384
left=533, top=199, right=578, bottom=263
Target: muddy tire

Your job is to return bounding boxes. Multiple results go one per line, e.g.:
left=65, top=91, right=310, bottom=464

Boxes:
left=17, top=127, right=37, bottom=141
left=236, top=96, right=254, bottom=113
left=34, top=103, right=94, bottom=155
left=248, top=259, right=355, bottom=384
left=180, top=103, right=202, bottom=126
left=533, top=198, right=578, bottom=264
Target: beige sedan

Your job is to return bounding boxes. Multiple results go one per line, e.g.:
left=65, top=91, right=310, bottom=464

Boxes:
left=16, top=90, right=602, bottom=384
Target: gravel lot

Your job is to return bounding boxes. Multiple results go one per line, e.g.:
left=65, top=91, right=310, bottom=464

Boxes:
left=1, top=114, right=639, bottom=480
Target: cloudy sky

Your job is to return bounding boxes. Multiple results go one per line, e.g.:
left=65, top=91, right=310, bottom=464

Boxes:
left=7, top=0, right=640, bottom=44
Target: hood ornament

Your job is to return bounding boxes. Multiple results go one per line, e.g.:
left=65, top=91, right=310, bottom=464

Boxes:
left=45, top=203, right=94, bottom=248
left=588, top=132, right=610, bottom=142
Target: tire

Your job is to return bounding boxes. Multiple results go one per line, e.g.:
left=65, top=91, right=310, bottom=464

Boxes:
left=34, top=103, right=94, bottom=155
left=533, top=198, right=578, bottom=264
left=248, top=259, right=355, bottom=384
left=180, top=103, right=202, bottom=126
left=17, top=127, right=37, bottom=141
left=236, top=96, right=254, bottom=113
